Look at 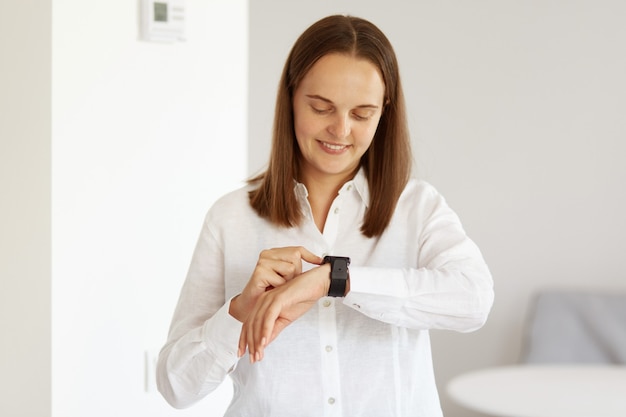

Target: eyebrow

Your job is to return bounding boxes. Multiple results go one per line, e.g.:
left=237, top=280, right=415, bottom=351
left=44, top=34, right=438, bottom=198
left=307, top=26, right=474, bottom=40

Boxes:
left=305, top=94, right=380, bottom=109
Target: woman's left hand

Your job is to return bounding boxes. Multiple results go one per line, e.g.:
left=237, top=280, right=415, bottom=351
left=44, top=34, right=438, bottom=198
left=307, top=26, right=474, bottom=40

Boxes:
left=238, top=263, right=331, bottom=363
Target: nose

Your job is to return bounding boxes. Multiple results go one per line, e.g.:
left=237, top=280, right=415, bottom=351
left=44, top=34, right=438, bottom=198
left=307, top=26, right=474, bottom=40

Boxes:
left=327, top=113, right=351, bottom=139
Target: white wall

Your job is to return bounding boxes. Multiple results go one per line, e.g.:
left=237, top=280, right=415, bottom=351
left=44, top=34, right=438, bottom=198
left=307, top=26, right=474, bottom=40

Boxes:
left=0, top=2, right=51, bottom=417
left=51, top=1, right=246, bottom=416
left=248, top=1, right=626, bottom=417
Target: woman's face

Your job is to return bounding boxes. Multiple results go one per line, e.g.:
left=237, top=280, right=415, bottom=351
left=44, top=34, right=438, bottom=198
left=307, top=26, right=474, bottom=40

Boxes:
left=292, top=53, right=385, bottom=185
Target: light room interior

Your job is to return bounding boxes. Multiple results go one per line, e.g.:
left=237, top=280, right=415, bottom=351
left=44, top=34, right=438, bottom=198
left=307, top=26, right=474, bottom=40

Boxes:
left=1, top=1, right=625, bottom=416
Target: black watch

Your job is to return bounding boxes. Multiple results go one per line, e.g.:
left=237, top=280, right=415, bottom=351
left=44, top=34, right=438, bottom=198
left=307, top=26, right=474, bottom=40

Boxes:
left=322, top=256, right=350, bottom=297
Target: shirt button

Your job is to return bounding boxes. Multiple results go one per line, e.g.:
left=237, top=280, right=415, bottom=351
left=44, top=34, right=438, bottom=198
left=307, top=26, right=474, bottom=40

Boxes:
left=323, top=300, right=331, bottom=307
left=328, top=397, right=336, bottom=405
left=334, top=207, right=340, bottom=214
left=347, top=185, right=353, bottom=191
left=325, top=345, right=333, bottom=352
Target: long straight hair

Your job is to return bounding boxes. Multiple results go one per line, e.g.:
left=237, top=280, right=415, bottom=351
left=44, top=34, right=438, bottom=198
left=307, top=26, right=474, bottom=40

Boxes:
left=249, top=15, right=412, bottom=238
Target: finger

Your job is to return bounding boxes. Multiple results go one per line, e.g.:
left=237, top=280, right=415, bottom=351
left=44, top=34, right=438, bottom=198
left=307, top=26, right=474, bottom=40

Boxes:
left=270, top=317, right=291, bottom=345
left=259, top=248, right=301, bottom=266
left=237, top=325, right=247, bottom=358
left=245, top=290, right=274, bottom=363
left=260, top=246, right=322, bottom=274
left=238, top=305, right=255, bottom=359
left=281, top=246, right=324, bottom=272
left=259, top=304, right=280, bottom=358
left=295, top=246, right=324, bottom=265
left=238, top=302, right=259, bottom=360
left=255, top=258, right=298, bottom=281
left=238, top=296, right=261, bottom=362
left=251, top=295, right=283, bottom=362
left=248, top=301, right=268, bottom=362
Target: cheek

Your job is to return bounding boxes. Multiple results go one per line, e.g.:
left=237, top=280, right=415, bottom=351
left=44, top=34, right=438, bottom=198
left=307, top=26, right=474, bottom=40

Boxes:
left=355, top=123, right=379, bottom=149
left=292, top=110, right=305, bottom=143
left=293, top=119, right=306, bottom=147
left=293, top=117, right=316, bottom=154
left=294, top=112, right=322, bottom=141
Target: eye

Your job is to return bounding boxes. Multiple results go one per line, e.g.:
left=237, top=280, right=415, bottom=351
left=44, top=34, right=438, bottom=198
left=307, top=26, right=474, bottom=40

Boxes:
left=311, top=106, right=331, bottom=115
left=352, top=111, right=372, bottom=121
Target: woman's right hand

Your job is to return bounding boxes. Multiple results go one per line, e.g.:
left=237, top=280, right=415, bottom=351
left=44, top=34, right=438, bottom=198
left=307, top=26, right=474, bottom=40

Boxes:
left=228, top=246, right=322, bottom=323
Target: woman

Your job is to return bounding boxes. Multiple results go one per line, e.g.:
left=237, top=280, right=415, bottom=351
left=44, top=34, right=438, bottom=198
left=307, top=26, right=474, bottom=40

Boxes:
left=157, top=15, right=493, bottom=417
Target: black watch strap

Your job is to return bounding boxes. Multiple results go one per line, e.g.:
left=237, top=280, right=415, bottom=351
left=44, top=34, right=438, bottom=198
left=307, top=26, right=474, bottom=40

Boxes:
left=322, top=256, right=350, bottom=297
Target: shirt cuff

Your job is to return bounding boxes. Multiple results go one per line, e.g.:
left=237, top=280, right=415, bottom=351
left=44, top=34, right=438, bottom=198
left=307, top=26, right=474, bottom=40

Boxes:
left=343, top=266, right=407, bottom=319
left=348, top=266, right=408, bottom=297
left=201, top=297, right=243, bottom=372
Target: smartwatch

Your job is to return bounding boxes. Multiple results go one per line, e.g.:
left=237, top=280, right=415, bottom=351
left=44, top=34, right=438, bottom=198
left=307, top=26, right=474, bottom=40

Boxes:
left=322, top=256, right=350, bottom=297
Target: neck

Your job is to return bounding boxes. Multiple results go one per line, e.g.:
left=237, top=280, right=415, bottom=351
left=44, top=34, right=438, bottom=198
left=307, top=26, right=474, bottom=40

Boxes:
left=299, top=167, right=358, bottom=232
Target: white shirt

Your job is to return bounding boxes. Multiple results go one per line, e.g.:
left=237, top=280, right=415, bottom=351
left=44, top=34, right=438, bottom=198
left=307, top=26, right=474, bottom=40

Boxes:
left=157, top=170, right=494, bottom=417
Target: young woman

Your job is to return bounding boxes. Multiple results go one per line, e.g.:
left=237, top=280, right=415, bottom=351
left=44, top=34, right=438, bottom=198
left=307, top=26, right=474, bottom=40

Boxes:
left=157, top=15, right=493, bottom=417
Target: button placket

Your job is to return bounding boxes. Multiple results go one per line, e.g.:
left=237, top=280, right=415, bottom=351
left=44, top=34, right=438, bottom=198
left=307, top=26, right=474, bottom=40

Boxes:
left=318, top=297, right=342, bottom=415
left=322, top=196, right=341, bottom=249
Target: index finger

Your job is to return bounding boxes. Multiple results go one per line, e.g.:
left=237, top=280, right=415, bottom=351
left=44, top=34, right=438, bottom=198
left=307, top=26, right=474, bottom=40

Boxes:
left=260, top=246, right=323, bottom=274
left=294, top=246, right=323, bottom=266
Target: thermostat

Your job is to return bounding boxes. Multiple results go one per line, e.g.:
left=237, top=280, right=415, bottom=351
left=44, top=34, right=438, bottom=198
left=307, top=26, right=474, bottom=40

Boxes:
left=141, top=0, right=186, bottom=42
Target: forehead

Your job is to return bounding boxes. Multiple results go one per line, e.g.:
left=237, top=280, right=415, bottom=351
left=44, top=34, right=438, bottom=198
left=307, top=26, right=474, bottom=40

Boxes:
left=297, top=53, right=385, bottom=103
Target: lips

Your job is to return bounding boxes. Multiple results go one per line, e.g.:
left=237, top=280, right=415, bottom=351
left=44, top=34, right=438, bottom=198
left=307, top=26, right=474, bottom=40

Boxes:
left=320, top=141, right=348, bottom=151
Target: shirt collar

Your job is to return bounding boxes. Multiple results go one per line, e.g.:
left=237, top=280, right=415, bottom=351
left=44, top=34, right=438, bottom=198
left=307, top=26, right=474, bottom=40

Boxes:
left=293, top=167, right=370, bottom=208
left=344, top=167, right=370, bottom=208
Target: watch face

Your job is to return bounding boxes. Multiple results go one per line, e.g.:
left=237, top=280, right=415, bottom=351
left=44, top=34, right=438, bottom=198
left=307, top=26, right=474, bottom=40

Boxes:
left=334, top=258, right=349, bottom=274
left=325, top=256, right=350, bottom=297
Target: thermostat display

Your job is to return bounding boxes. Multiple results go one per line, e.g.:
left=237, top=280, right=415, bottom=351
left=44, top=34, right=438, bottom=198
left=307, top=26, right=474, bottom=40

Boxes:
left=141, top=0, right=186, bottom=42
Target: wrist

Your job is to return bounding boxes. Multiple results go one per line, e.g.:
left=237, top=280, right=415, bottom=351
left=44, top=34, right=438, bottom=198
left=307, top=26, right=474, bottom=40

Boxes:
left=228, top=294, right=248, bottom=323
left=319, top=263, right=331, bottom=295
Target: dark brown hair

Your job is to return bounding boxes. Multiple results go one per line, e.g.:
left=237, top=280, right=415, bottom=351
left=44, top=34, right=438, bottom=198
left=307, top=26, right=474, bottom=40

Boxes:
left=249, top=15, right=412, bottom=238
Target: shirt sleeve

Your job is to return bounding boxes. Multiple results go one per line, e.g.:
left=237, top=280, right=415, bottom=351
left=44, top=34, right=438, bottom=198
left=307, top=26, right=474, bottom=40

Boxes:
left=156, top=213, right=242, bottom=409
left=344, top=183, right=494, bottom=332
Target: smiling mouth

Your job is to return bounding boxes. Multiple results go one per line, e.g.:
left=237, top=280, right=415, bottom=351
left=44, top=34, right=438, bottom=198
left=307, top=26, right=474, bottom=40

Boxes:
left=320, top=141, right=349, bottom=151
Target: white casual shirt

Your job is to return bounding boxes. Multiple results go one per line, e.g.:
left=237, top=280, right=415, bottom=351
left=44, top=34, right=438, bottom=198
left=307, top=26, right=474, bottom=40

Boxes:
left=157, top=169, right=494, bottom=417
